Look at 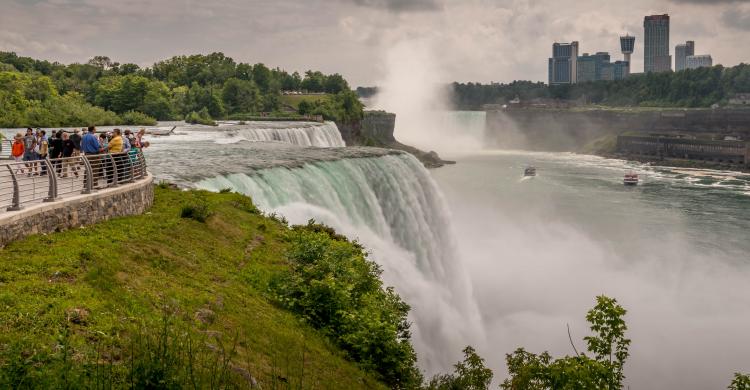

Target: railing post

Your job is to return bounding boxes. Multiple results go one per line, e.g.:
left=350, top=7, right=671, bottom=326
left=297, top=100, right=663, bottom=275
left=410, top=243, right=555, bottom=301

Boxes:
left=128, top=152, right=135, bottom=182
left=43, top=159, right=58, bottom=202
left=5, top=164, right=23, bottom=211
left=81, top=155, right=94, bottom=194
left=109, top=153, right=118, bottom=186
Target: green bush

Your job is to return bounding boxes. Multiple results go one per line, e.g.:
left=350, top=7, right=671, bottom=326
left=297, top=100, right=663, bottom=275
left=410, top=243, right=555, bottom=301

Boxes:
left=730, top=373, right=750, bottom=390
left=120, top=110, right=157, bottom=125
left=501, top=296, right=630, bottom=390
left=427, top=346, right=494, bottom=390
left=185, top=108, right=217, bottom=126
left=270, top=221, right=421, bottom=388
left=180, top=201, right=213, bottom=222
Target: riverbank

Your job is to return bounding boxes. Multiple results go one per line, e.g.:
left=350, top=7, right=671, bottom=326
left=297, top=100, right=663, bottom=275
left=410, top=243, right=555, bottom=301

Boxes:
left=0, top=186, right=396, bottom=389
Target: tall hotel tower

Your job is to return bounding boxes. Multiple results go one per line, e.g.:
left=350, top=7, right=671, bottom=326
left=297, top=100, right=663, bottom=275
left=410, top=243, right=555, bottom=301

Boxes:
left=643, top=14, right=671, bottom=73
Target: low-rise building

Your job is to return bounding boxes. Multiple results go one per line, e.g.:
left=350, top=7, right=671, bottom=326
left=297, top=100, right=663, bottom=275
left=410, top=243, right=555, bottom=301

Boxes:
left=686, top=54, right=712, bottom=69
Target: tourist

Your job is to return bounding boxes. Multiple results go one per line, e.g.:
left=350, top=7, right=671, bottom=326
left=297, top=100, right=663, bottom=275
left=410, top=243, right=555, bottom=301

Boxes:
left=49, top=130, right=64, bottom=175
left=81, top=126, right=102, bottom=186
left=122, top=129, right=133, bottom=153
left=107, top=129, right=125, bottom=183
left=71, top=128, right=82, bottom=156
left=11, top=133, right=25, bottom=173
left=0, top=131, right=5, bottom=156
left=99, top=133, right=108, bottom=152
left=61, top=132, right=78, bottom=178
left=22, top=128, right=37, bottom=175
left=36, top=129, right=49, bottom=176
left=124, top=129, right=136, bottom=150
left=135, top=128, right=146, bottom=148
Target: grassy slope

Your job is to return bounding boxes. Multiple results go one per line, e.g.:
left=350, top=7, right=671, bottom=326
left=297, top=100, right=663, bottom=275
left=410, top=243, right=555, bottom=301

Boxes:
left=0, top=187, right=385, bottom=389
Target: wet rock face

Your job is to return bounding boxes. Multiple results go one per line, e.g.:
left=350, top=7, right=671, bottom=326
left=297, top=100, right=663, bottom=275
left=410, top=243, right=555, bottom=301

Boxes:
left=337, top=111, right=453, bottom=169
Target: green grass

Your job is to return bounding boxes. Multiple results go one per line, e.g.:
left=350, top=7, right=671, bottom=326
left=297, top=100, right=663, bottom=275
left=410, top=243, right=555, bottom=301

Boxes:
left=280, top=94, right=332, bottom=109
left=0, top=187, right=386, bottom=389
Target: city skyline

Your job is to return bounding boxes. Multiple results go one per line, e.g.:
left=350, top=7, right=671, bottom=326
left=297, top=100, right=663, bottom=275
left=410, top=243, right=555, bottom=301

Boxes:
left=0, top=0, right=748, bottom=86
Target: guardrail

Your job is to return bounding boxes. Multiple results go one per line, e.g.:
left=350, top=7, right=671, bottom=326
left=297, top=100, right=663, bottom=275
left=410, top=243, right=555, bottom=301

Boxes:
left=0, top=150, right=147, bottom=212
left=0, top=139, right=11, bottom=160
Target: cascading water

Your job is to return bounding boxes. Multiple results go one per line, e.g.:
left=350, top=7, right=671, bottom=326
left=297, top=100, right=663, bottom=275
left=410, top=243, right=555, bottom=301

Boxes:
left=218, top=121, right=345, bottom=147
left=197, top=153, right=485, bottom=372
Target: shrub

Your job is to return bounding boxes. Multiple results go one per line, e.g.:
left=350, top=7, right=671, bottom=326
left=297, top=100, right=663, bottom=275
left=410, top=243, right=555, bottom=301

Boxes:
left=180, top=201, right=213, bottom=222
left=501, top=296, right=630, bottom=390
left=730, top=373, right=750, bottom=390
left=120, top=110, right=157, bottom=125
left=185, top=108, right=217, bottom=126
left=427, top=346, right=494, bottom=390
left=270, top=223, right=422, bottom=388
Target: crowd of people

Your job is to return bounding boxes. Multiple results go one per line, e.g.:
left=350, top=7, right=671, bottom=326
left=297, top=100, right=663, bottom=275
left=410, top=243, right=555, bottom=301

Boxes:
left=6, top=126, right=149, bottom=180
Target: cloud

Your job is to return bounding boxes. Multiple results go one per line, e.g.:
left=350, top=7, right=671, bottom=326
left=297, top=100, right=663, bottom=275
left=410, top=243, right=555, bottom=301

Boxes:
left=348, top=0, right=442, bottom=12
left=722, top=5, right=750, bottom=30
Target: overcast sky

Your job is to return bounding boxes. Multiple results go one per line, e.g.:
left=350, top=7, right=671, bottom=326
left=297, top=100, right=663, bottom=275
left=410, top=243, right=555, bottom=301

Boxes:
left=1, top=0, right=749, bottom=86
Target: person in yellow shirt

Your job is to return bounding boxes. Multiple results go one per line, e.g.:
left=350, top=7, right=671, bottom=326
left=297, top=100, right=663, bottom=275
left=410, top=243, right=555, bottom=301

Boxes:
left=108, top=129, right=124, bottom=153
left=105, top=129, right=124, bottom=185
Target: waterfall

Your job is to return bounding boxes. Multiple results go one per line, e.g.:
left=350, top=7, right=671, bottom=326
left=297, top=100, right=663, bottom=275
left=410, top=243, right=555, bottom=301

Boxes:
left=220, top=121, right=345, bottom=147
left=197, top=153, right=485, bottom=372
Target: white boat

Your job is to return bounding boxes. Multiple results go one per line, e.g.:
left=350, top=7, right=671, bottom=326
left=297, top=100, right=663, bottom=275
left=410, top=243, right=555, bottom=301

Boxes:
left=623, top=173, right=639, bottom=185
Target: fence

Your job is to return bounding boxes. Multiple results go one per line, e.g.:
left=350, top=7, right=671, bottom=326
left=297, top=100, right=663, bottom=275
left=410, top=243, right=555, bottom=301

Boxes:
left=0, top=150, right=148, bottom=212
left=0, top=139, right=11, bottom=160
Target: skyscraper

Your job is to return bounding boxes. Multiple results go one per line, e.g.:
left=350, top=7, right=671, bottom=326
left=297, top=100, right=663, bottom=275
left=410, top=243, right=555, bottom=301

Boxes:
left=548, top=42, right=579, bottom=85
left=644, top=14, right=671, bottom=73
left=675, top=41, right=695, bottom=71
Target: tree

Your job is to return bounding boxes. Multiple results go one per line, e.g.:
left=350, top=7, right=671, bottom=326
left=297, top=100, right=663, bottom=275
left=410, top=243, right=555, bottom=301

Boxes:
left=88, top=55, right=114, bottom=70
left=501, top=296, right=630, bottom=390
left=221, top=77, right=261, bottom=114
left=427, top=346, right=494, bottom=390
left=729, top=373, right=750, bottom=390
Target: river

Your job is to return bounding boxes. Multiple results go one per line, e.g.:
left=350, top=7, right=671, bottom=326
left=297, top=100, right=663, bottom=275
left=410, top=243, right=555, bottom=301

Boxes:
left=431, top=149, right=750, bottom=389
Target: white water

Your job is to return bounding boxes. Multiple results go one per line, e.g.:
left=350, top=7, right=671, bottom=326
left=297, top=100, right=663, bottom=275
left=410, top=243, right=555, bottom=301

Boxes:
left=143, top=121, right=345, bottom=149
left=197, top=153, right=485, bottom=371
left=214, top=121, right=345, bottom=147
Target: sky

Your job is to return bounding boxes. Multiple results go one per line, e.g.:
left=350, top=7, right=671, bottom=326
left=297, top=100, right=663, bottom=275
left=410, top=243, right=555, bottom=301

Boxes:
left=0, top=0, right=749, bottom=87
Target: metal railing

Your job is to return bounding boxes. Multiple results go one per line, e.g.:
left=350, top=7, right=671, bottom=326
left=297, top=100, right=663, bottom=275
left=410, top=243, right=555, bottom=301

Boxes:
left=0, top=139, right=11, bottom=160
left=0, top=150, right=148, bottom=212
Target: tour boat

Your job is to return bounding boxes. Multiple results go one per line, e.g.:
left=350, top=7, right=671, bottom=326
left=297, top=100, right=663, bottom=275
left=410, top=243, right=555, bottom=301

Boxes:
left=524, top=166, right=537, bottom=177
left=623, top=172, right=639, bottom=185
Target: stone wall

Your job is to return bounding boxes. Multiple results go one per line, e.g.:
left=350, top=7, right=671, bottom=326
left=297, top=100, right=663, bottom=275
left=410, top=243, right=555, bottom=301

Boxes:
left=485, top=108, right=750, bottom=151
left=616, top=136, right=749, bottom=166
left=0, top=175, right=154, bottom=247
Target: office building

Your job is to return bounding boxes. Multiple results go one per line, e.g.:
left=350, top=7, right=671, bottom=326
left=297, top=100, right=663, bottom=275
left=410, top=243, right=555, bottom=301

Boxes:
left=686, top=54, right=712, bottom=69
left=612, top=61, right=630, bottom=80
left=644, top=14, right=671, bottom=72
left=548, top=42, right=579, bottom=85
left=577, top=52, right=629, bottom=82
left=675, top=41, right=695, bottom=71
